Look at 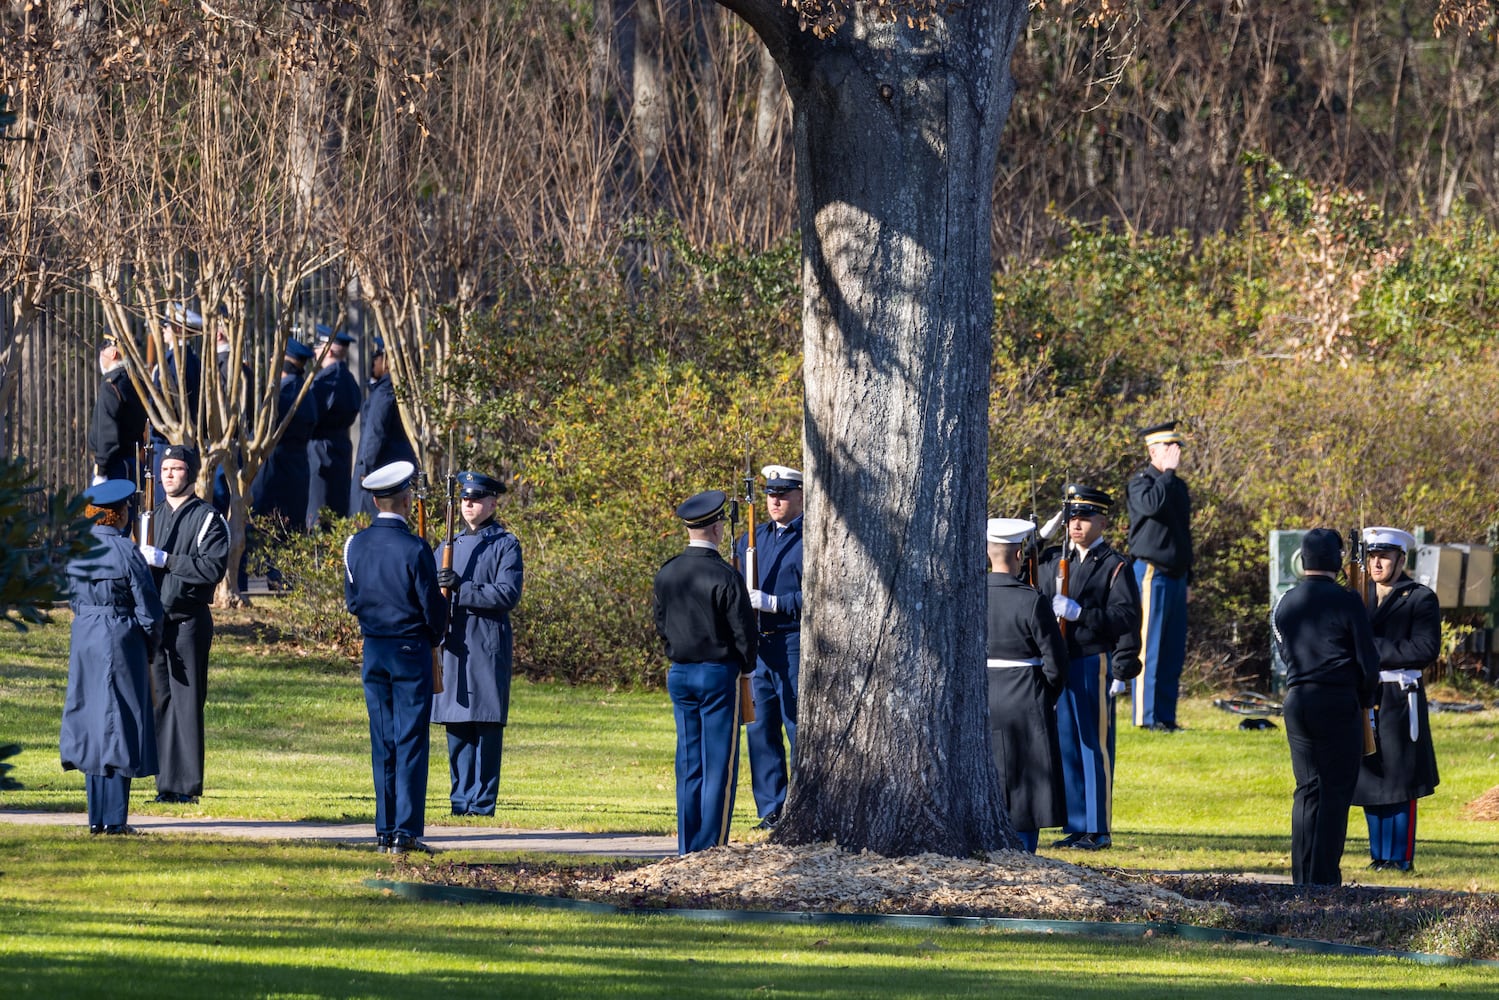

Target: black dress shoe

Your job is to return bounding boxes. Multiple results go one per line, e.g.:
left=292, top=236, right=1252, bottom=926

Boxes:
left=376, top=834, right=394, bottom=852
left=1050, top=832, right=1085, bottom=848
left=1071, top=833, right=1112, bottom=850
left=89, top=824, right=105, bottom=835
left=102, top=824, right=139, bottom=836
left=753, top=811, right=780, bottom=831
left=388, top=835, right=432, bottom=855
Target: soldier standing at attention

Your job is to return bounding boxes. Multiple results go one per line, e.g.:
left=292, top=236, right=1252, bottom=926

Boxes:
left=732, top=464, right=804, bottom=831
left=252, top=338, right=321, bottom=531
left=1272, top=528, right=1381, bottom=886
left=1125, top=419, right=1192, bottom=731
left=653, top=490, right=758, bottom=855
left=1351, top=526, right=1441, bottom=873
left=344, top=461, right=448, bottom=854
left=88, top=334, right=147, bottom=484
left=350, top=337, right=417, bottom=517
left=433, top=471, right=524, bottom=817
left=984, top=517, right=1068, bottom=853
left=306, top=325, right=362, bottom=526
left=1036, top=484, right=1142, bottom=851
left=138, top=444, right=230, bottom=803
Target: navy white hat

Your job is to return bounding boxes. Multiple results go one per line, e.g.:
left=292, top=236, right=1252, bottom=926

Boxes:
left=1063, top=483, right=1113, bottom=518
left=84, top=479, right=136, bottom=507
left=1300, top=528, right=1344, bottom=572
left=1364, top=526, right=1415, bottom=554
left=986, top=517, right=1034, bottom=545
left=676, top=489, right=728, bottom=529
left=455, top=470, right=506, bottom=498
left=162, top=302, right=205, bottom=331
left=362, top=460, right=416, bottom=498
left=160, top=443, right=201, bottom=475
left=762, top=465, right=803, bottom=493
left=1141, top=420, right=1185, bottom=447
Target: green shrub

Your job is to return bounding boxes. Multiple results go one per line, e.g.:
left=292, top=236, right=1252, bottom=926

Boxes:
left=254, top=514, right=366, bottom=661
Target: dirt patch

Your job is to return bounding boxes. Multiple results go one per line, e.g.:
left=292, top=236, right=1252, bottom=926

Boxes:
left=399, top=842, right=1499, bottom=961
left=1464, top=786, right=1499, bottom=822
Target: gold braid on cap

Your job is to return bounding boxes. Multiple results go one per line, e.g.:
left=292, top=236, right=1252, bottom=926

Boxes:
left=86, top=503, right=129, bottom=530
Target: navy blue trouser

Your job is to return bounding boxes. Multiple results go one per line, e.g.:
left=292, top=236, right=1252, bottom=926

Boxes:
left=86, top=773, right=132, bottom=829
left=667, top=660, right=743, bottom=855
left=746, top=631, right=799, bottom=820
left=361, top=636, right=434, bottom=839
left=1055, top=653, right=1116, bottom=836
left=446, top=722, right=504, bottom=816
left=1132, top=562, right=1187, bottom=728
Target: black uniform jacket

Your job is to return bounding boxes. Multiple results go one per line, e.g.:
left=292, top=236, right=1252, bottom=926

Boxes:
left=1125, top=465, right=1193, bottom=580
left=1037, top=541, right=1143, bottom=678
left=1272, top=575, right=1380, bottom=701
left=652, top=546, right=757, bottom=672
left=89, top=366, right=148, bottom=473
left=1353, top=575, right=1441, bottom=803
left=151, top=495, right=230, bottom=616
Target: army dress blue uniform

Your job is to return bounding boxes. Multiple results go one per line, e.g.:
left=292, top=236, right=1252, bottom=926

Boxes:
left=1125, top=421, right=1193, bottom=730
left=252, top=341, right=322, bottom=530
left=60, top=482, right=165, bottom=832
left=344, top=463, right=449, bottom=849
left=654, top=490, right=758, bottom=855
left=306, top=333, right=362, bottom=523
left=432, top=487, right=524, bottom=816
left=350, top=343, right=416, bottom=517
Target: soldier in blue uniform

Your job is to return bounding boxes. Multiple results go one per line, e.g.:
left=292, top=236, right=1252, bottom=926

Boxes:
left=432, top=471, right=524, bottom=816
left=60, top=479, right=164, bottom=834
left=731, top=463, right=804, bottom=830
left=344, top=461, right=448, bottom=853
left=1352, top=526, right=1441, bottom=873
left=653, top=490, right=758, bottom=854
left=1272, top=528, right=1381, bottom=885
left=985, top=517, right=1068, bottom=853
left=138, top=444, right=230, bottom=803
left=351, top=337, right=416, bottom=517
left=306, top=325, right=362, bottom=525
left=88, top=334, right=147, bottom=484
left=1126, top=419, right=1193, bottom=731
left=150, top=304, right=204, bottom=504
left=252, top=338, right=322, bottom=530
left=1036, top=484, right=1142, bottom=851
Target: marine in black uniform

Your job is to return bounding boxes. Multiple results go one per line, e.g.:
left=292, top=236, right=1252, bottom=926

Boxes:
left=306, top=326, right=362, bottom=524
left=1271, top=528, right=1381, bottom=886
left=653, top=490, right=758, bottom=855
left=344, top=461, right=449, bottom=853
left=1125, top=420, right=1193, bottom=730
left=1351, top=526, right=1441, bottom=872
left=88, top=336, right=148, bottom=483
left=984, top=518, right=1068, bottom=853
left=138, top=445, right=230, bottom=803
left=1035, top=484, right=1142, bottom=850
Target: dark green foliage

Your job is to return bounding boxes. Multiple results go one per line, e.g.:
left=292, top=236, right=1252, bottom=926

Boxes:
left=0, top=459, right=96, bottom=632
left=255, top=514, right=365, bottom=661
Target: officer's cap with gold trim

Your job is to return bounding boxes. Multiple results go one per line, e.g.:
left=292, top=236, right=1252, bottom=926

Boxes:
left=1063, top=483, right=1113, bottom=519
left=1140, top=420, right=1185, bottom=448
left=676, top=489, right=728, bottom=529
left=1364, top=526, right=1415, bottom=554
left=762, top=465, right=803, bottom=494
left=986, top=517, right=1034, bottom=545
left=362, top=460, right=416, bottom=498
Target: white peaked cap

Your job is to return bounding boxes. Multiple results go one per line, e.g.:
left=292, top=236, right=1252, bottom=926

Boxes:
left=987, top=517, right=1034, bottom=544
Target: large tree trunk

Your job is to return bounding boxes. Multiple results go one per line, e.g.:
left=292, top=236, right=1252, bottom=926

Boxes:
left=723, top=1, right=1030, bottom=857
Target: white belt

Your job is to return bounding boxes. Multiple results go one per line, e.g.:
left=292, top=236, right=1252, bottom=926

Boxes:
left=1376, top=670, right=1422, bottom=742
left=987, top=658, right=1042, bottom=669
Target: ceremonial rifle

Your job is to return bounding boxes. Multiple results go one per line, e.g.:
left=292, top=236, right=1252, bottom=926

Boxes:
left=415, top=472, right=444, bottom=694
left=1344, top=520, right=1376, bottom=755
left=1055, top=486, right=1072, bottom=639
left=731, top=443, right=757, bottom=725
left=136, top=334, right=159, bottom=546
left=1022, top=467, right=1041, bottom=588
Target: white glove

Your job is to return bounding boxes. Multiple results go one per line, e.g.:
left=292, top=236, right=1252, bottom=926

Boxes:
left=140, top=544, right=168, bottom=569
left=1039, top=507, right=1065, bottom=539
left=90, top=474, right=107, bottom=486
left=1051, top=594, right=1081, bottom=621
left=1109, top=679, right=1129, bottom=697
left=749, top=589, right=778, bottom=613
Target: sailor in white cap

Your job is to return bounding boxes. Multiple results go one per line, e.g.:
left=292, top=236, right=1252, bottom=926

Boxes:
left=985, top=517, right=1068, bottom=852
left=343, top=460, right=449, bottom=854
left=1351, top=526, right=1441, bottom=873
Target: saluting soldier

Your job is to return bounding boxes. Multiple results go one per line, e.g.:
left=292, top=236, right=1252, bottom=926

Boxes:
left=306, top=325, right=362, bottom=525
left=1351, top=526, right=1441, bottom=873
left=88, top=334, right=148, bottom=484
left=350, top=337, right=417, bottom=517
left=138, top=444, right=230, bottom=804
left=653, top=489, right=758, bottom=855
left=432, top=471, right=524, bottom=817
left=1035, top=484, right=1142, bottom=851
left=985, top=517, right=1068, bottom=853
left=1272, top=528, right=1381, bottom=886
left=344, top=461, right=449, bottom=854
left=731, top=463, right=804, bottom=831
left=60, top=479, right=164, bottom=835
left=1126, top=419, right=1193, bottom=731
left=251, top=338, right=322, bottom=531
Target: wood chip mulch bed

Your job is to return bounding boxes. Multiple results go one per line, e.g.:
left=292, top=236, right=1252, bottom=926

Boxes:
left=395, top=841, right=1499, bottom=961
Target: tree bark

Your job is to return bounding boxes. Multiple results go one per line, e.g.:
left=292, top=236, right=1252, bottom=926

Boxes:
left=721, top=0, right=1030, bottom=857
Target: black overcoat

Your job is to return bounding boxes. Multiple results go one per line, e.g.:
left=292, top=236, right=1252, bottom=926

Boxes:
left=1352, top=576, right=1441, bottom=804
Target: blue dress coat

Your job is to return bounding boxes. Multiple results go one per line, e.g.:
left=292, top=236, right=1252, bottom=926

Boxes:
left=307, top=361, right=362, bottom=520
left=351, top=375, right=416, bottom=516
left=432, top=521, right=524, bottom=725
left=60, top=524, right=165, bottom=778
left=252, top=370, right=321, bottom=528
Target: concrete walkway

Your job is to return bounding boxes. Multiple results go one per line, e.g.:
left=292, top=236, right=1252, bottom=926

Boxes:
left=0, top=809, right=676, bottom=857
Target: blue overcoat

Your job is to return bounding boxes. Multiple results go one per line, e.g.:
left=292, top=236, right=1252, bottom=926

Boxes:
left=432, top=521, right=524, bottom=725
left=351, top=375, right=416, bottom=516
left=307, top=361, right=362, bottom=520
left=60, top=524, right=164, bottom=778
left=252, top=370, right=321, bottom=527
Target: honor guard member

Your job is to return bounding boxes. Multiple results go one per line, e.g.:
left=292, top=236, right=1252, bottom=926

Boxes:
left=1351, top=527, right=1441, bottom=872
left=432, top=471, right=524, bottom=816
left=653, top=490, right=758, bottom=855
left=306, top=325, right=362, bottom=525
left=731, top=464, right=804, bottom=830
left=138, top=445, right=230, bottom=803
left=251, top=338, right=322, bottom=531
left=88, top=334, right=148, bottom=484
left=344, top=461, right=449, bottom=854
left=1126, top=420, right=1193, bottom=731
left=1036, top=484, right=1142, bottom=850
left=351, top=337, right=417, bottom=517
left=985, top=517, right=1069, bottom=853
left=60, top=479, right=164, bottom=834
left=150, top=304, right=205, bottom=503
left=1272, top=528, right=1381, bottom=885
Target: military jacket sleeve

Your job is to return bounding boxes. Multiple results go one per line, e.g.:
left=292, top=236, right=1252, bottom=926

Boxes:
left=1372, top=579, right=1440, bottom=673
left=454, top=528, right=524, bottom=614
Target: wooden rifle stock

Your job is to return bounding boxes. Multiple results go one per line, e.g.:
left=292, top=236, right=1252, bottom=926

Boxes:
left=415, top=473, right=443, bottom=695
left=1056, top=553, right=1071, bottom=639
